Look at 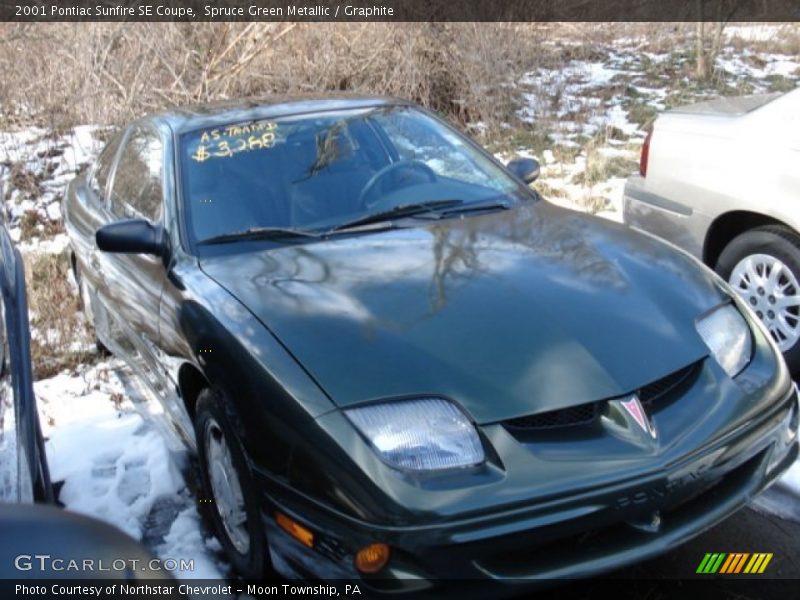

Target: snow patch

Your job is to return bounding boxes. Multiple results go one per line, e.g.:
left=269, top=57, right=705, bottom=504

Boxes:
left=35, top=361, right=227, bottom=575
left=158, top=507, right=225, bottom=579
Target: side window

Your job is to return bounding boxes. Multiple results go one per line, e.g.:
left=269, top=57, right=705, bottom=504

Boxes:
left=109, top=129, right=164, bottom=222
left=89, top=133, right=123, bottom=200
left=379, top=111, right=509, bottom=189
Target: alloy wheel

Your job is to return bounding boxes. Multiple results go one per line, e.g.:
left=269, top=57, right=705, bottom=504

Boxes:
left=729, top=253, right=800, bottom=351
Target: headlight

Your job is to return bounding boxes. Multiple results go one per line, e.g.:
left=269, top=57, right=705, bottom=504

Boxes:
left=696, top=304, right=752, bottom=378
left=345, top=398, right=484, bottom=471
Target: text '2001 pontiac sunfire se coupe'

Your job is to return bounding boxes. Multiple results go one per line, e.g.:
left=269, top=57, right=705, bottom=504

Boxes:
left=62, top=97, right=798, bottom=593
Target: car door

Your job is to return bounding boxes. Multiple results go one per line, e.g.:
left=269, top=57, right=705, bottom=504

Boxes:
left=64, top=131, right=125, bottom=344
left=94, top=125, right=172, bottom=400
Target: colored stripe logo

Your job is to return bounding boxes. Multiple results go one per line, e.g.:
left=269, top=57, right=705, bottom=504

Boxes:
left=697, top=553, right=773, bottom=574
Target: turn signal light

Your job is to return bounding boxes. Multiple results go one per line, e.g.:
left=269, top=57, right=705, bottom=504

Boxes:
left=354, top=543, right=390, bottom=574
left=275, top=512, right=314, bottom=548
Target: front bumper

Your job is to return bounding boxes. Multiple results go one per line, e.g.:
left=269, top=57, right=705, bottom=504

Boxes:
left=254, top=297, right=798, bottom=594
left=258, top=376, right=798, bottom=594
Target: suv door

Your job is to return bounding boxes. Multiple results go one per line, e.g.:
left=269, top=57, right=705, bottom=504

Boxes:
left=94, top=126, right=172, bottom=401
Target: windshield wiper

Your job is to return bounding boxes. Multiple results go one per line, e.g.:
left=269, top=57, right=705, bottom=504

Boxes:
left=439, top=199, right=512, bottom=216
left=329, top=199, right=465, bottom=232
left=197, top=226, right=320, bottom=246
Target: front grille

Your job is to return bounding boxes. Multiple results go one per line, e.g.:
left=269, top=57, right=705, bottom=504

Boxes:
left=504, top=402, right=599, bottom=430
left=503, top=360, right=702, bottom=432
left=475, top=449, right=766, bottom=580
left=638, top=361, right=700, bottom=407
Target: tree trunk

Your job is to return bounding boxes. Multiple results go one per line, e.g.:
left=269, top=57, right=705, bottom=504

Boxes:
left=695, top=20, right=708, bottom=80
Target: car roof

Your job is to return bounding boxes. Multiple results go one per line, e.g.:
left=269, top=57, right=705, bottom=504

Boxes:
left=137, top=94, right=413, bottom=136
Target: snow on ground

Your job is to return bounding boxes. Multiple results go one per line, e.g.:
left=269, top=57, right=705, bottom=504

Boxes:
left=40, top=366, right=182, bottom=538
left=510, top=40, right=799, bottom=218
left=1, top=32, right=798, bottom=578
left=1, top=125, right=105, bottom=248
left=35, top=360, right=227, bottom=578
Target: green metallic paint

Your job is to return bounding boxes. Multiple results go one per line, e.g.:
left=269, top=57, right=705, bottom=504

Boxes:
left=199, top=201, right=725, bottom=423
left=62, top=97, right=799, bottom=589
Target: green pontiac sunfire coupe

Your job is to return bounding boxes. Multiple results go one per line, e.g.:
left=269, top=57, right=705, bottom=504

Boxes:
left=62, top=96, right=798, bottom=593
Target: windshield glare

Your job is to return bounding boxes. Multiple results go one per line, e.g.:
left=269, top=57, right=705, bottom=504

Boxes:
left=180, top=106, right=529, bottom=246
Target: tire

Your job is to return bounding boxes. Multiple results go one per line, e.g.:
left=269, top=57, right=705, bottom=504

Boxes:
left=194, top=388, right=269, bottom=579
left=74, top=262, right=110, bottom=356
left=715, top=225, right=800, bottom=375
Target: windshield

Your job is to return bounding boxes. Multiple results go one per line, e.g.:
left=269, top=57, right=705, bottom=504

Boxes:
left=180, top=106, right=531, bottom=248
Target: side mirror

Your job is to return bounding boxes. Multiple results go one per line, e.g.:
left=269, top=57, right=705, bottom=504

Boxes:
left=506, top=157, right=540, bottom=184
left=95, top=219, right=165, bottom=256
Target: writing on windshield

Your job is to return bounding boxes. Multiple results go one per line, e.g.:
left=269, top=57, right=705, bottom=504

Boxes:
left=192, top=120, right=278, bottom=162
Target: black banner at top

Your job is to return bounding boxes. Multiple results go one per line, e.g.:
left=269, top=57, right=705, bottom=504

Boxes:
left=3, top=0, right=800, bottom=22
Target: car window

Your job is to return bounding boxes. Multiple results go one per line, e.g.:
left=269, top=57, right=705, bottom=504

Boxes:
left=378, top=111, right=503, bottom=188
left=89, top=133, right=123, bottom=200
left=109, top=128, right=164, bottom=222
left=180, top=106, right=527, bottom=246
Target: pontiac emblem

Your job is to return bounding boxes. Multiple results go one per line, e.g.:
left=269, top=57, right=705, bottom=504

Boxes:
left=620, top=395, right=657, bottom=439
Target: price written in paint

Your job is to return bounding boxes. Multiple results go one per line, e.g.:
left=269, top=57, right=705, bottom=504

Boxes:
left=192, top=121, right=278, bottom=163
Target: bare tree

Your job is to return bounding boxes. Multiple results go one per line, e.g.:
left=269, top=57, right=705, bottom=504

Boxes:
left=0, top=23, right=547, bottom=131
left=694, top=0, right=743, bottom=81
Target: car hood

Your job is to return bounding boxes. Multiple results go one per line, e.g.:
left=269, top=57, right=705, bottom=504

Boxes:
left=199, top=202, right=726, bottom=424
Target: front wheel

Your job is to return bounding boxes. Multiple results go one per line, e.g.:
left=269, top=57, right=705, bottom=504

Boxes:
left=715, top=225, right=800, bottom=375
left=195, top=389, right=269, bottom=579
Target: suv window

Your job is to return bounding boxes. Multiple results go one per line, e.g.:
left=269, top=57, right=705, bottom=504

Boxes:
left=109, top=128, right=163, bottom=221
left=89, top=133, right=123, bottom=200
